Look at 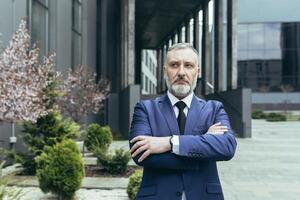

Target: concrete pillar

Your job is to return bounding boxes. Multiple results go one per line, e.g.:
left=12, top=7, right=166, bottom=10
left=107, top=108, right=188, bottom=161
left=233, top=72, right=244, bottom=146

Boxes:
left=185, top=20, right=191, bottom=43
left=162, top=42, right=168, bottom=92
left=157, top=48, right=163, bottom=93
left=193, top=11, right=201, bottom=95
left=135, top=47, right=142, bottom=85
left=178, top=27, right=182, bottom=43
left=201, top=1, right=209, bottom=95
left=227, top=0, right=238, bottom=90
left=214, top=0, right=224, bottom=92
left=193, top=12, right=200, bottom=51
left=172, top=34, right=176, bottom=44
left=121, top=0, right=135, bottom=89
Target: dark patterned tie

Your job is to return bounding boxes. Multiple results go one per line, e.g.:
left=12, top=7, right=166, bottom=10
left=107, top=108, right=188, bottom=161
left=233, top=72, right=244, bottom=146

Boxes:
left=175, top=101, right=186, bottom=135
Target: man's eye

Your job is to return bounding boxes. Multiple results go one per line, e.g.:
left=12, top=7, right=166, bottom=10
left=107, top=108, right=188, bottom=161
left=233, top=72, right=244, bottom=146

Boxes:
left=170, top=63, right=178, bottom=67
left=185, top=64, right=193, bottom=68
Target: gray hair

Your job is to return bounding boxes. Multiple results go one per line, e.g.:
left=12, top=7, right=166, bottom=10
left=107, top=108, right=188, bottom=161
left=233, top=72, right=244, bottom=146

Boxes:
left=167, top=43, right=199, bottom=55
left=166, top=43, right=199, bottom=65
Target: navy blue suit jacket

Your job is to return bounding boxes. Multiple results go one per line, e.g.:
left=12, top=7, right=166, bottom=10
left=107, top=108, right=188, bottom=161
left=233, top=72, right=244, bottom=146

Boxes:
left=129, top=94, right=237, bottom=200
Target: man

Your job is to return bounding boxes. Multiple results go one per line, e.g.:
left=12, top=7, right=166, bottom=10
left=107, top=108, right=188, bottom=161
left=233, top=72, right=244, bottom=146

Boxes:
left=129, top=43, right=237, bottom=200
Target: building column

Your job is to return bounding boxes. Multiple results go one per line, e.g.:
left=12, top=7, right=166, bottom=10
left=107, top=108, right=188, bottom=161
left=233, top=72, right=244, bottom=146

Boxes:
left=193, top=11, right=201, bottom=95
left=214, top=0, right=224, bottom=92
left=121, top=0, right=135, bottom=89
left=227, top=0, right=237, bottom=90
left=185, top=20, right=191, bottom=43
left=178, top=27, right=182, bottom=43
left=162, top=41, right=168, bottom=92
left=201, top=1, right=209, bottom=95
left=172, top=34, right=176, bottom=44
left=157, top=47, right=163, bottom=93
left=193, top=11, right=200, bottom=51
left=135, top=46, right=141, bottom=85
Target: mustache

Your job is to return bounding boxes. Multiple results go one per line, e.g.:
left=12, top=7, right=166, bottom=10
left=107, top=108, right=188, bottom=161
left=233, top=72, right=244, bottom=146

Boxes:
left=173, top=76, right=189, bottom=84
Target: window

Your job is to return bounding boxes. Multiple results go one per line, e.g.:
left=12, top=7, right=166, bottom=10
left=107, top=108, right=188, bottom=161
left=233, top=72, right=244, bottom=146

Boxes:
left=72, top=0, right=82, bottom=68
left=31, top=0, right=49, bottom=58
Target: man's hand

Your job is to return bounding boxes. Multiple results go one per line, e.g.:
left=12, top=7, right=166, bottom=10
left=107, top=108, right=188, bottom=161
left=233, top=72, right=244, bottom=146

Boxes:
left=130, top=136, right=171, bottom=162
left=207, top=122, right=228, bottom=135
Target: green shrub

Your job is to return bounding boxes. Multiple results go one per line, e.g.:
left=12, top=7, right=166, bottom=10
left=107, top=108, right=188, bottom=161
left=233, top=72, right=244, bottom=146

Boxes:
left=36, top=139, right=84, bottom=200
left=0, top=161, right=22, bottom=200
left=252, top=110, right=267, bottom=119
left=84, top=124, right=113, bottom=152
left=0, top=161, right=6, bottom=200
left=96, top=148, right=131, bottom=174
left=15, top=154, right=36, bottom=175
left=266, top=112, right=287, bottom=122
left=127, top=170, right=143, bottom=200
left=20, top=111, right=80, bottom=175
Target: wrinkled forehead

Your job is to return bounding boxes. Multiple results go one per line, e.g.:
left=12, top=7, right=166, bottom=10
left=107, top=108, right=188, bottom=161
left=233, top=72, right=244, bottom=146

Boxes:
left=166, top=48, right=198, bottom=65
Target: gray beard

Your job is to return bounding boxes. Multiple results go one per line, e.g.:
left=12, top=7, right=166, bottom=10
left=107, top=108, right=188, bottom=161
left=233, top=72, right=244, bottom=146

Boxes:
left=164, top=74, right=197, bottom=98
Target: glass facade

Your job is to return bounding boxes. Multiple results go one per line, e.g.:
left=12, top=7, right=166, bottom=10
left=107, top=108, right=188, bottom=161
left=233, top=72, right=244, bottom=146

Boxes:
left=31, top=0, right=48, bottom=58
left=238, top=22, right=300, bottom=92
left=72, top=0, right=82, bottom=68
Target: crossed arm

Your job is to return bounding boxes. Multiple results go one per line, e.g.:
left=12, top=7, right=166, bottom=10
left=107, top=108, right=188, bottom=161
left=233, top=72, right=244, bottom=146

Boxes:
left=129, top=101, right=237, bottom=170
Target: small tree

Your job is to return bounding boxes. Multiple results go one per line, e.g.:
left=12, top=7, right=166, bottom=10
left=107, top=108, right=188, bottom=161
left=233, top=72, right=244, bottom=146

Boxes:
left=36, top=139, right=84, bottom=200
left=58, top=65, right=110, bottom=122
left=0, top=19, right=60, bottom=123
left=0, top=19, right=61, bottom=149
left=20, top=111, right=80, bottom=175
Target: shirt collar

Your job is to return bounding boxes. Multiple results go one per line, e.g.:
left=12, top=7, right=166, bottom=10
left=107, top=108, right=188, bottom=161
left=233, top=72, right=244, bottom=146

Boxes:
left=167, top=90, right=194, bottom=109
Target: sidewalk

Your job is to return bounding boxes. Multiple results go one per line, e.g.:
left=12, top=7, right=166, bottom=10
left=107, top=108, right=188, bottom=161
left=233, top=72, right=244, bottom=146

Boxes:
left=219, top=120, right=300, bottom=200
left=5, top=119, right=300, bottom=200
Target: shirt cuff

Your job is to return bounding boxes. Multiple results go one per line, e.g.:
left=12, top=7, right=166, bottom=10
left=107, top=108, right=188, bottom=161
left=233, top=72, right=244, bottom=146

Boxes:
left=172, top=135, right=180, bottom=155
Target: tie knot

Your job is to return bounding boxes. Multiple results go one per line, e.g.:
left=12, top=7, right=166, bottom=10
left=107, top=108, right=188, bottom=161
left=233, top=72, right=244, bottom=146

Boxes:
left=175, top=101, right=186, bottom=111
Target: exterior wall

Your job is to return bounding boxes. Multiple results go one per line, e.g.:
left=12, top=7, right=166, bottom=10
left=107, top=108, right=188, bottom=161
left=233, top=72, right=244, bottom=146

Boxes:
left=0, top=0, right=97, bottom=151
left=141, top=50, right=157, bottom=94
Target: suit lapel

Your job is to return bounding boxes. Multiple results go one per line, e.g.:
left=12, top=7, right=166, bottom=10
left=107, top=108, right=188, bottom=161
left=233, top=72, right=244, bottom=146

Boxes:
left=158, top=95, right=180, bottom=135
left=184, top=95, right=205, bottom=134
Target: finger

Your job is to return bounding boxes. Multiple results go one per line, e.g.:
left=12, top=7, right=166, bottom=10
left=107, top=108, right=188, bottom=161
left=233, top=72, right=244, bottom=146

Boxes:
left=138, top=150, right=151, bottom=162
left=214, top=127, right=228, bottom=131
left=132, top=143, right=149, bottom=158
left=130, top=136, right=145, bottom=144
left=210, top=122, right=221, bottom=128
left=211, top=126, right=228, bottom=131
left=208, top=132, right=224, bottom=135
left=130, top=140, right=147, bottom=154
left=212, top=125, right=227, bottom=129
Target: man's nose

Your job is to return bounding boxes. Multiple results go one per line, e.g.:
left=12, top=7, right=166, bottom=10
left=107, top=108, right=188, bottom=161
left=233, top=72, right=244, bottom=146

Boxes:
left=178, top=64, right=186, bottom=76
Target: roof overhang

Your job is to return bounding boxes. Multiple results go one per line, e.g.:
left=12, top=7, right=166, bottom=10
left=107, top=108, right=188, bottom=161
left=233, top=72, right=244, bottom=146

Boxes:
left=135, top=0, right=206, bottom=49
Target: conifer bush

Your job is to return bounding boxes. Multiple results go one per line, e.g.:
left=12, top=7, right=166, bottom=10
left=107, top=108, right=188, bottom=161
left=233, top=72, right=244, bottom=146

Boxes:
left=84, top=123, right=112, bottom=152
left=36, top=139, right=84, bottom=200
left=20, top=111, right=80, bottom=175
left=96, top=148, right=131, bottom=174
left=127, top=170, right=143, bottom=200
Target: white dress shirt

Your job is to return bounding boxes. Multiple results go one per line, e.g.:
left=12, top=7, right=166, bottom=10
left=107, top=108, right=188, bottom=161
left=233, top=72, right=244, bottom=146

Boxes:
left=167, top=90, right=194, bottom=200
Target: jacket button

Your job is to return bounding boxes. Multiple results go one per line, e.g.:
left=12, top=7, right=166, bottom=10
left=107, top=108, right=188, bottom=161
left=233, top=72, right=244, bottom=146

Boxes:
left=176, top=191, right=182, bottom=196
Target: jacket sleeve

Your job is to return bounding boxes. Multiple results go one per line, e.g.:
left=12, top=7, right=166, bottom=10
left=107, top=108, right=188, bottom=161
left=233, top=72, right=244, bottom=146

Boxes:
left=129, top=101, right=201, bottom=170
left=178, top=101, right=237, bottom=161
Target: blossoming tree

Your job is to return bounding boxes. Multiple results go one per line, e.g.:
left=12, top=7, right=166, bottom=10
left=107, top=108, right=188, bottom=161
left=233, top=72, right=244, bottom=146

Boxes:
left=58, top=65, right=110, bottom=123
left=0, top=19, right=60, bottom=147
